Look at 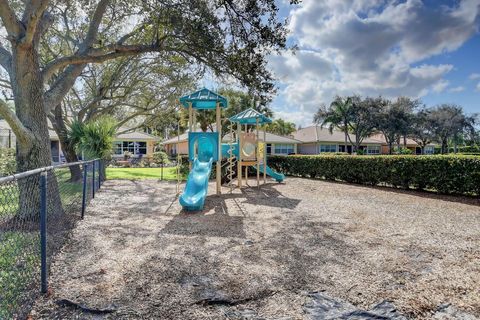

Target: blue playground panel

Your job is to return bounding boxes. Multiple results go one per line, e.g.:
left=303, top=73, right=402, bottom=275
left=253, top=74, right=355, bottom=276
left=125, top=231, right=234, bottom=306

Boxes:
left=188, top=132, right=219, bottom=162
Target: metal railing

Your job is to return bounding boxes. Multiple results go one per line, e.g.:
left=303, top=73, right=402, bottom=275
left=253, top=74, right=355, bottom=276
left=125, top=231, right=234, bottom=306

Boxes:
left=0, top=159, right=104, bottom=319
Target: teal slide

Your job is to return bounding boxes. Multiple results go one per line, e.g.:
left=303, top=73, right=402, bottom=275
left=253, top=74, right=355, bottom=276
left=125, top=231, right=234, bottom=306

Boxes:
left=179, top=158, right=213, bottom=211
left=180, top=135, right=216, bottom=211
left=256, top=165, right=285, bottom=182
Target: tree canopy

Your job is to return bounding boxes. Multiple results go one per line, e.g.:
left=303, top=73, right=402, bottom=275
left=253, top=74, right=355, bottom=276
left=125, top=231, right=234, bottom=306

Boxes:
left=0, top=0, right=295, bottom=172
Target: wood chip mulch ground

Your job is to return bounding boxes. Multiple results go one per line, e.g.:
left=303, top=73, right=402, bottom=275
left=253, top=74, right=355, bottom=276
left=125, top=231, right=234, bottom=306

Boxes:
left=30, top=178, right=480, bottom=319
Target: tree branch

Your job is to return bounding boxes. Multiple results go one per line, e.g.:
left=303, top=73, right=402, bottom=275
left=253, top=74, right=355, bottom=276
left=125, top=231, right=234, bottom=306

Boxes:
left=21, top=0, right=50, bottom=45
left=43, top=0, right=110, bottom=111
left=0, top=42, right=12, bottom=74
left=0, top=0, right=23, bottom=37
left=33, top=11, right=54, bottom=49
left=0, top=98, right=34, bottom=146
left=43, top=42, right=166, bottom=82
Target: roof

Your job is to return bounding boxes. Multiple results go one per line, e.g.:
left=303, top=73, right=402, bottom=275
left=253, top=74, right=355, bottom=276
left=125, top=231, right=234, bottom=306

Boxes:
left=293, top=126, right=384, bottom=144
left=229, top=108, right=272, bottom=125
left=115, top=131, right=159, bottom=141
left=369, top=133, right=420, bottom=146
left=179, top=88, right=228, bottom=109
left=162, top=129, right=300, bottom=145
left=0, top=120, right=158, bottom=142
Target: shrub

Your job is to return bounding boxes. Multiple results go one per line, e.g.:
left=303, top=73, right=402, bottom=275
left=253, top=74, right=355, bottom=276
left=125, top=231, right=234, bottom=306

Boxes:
left=267, top=154, right=480, bottom=195
left=0, top=148, right=16, bottom=176
left=153, top=151, right=170, bottom=166
left=393, top=147, right=413, bottom=155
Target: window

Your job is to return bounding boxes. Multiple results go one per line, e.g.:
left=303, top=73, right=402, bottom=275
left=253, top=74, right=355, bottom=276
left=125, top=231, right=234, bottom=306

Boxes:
left=366, top=145, right=381, bottom=155
left=135, top=142, right=147, bottom=155
left=114, top=141, right=148, bottom=155
left=274, top=144, right=294, bottom=155
left=113, top=141, right=122, bottom=154
left=319, top=144, right=337, bottom=153
left=266, top=144, right=272, bottom=155
left=51, top=141, right=59, bottom=163
left=425, top=146, right=434, bottom=154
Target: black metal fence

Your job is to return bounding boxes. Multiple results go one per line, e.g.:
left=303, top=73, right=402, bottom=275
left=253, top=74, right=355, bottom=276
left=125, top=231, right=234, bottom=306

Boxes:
left=0, top=159, right=104, bottom=319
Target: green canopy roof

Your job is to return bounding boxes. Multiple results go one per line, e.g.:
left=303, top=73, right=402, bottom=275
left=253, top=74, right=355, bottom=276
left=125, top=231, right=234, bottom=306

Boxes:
left=179, top=88, right=228, bottom=110
left=229, top=108, right=272, bottom=125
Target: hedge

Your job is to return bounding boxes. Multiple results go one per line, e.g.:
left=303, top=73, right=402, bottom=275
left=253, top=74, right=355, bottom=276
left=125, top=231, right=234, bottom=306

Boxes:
left=267, top=155, right=480, bottom=195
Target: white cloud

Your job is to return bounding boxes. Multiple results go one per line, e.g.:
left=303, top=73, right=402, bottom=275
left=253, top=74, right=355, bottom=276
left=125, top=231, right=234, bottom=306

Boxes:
left=449, top=86, right=465, bottom=93
left=432, top=79, right=449, bottom=93
left=270, top=0, right=480, bottom=126
left=469, top=73, right=480, bottom=80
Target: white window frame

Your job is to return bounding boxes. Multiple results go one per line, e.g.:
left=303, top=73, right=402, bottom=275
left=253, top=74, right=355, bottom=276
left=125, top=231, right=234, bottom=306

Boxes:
left=113, top=141, right=147, bottom=156
left=424, top=146, right=434, bottom=154
left=366, top=145, right=381, bottom=155
left=319, top=144, right=337, bottom=153
left=274, top=144, right=294, bottom=155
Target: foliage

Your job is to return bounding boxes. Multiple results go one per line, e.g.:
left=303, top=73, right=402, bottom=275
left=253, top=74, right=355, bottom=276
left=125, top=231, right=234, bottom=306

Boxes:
left=348, top=96, right=382, bottom=151
left=0, top=148, right=16, bottom=176
left=68, top=117, right=117, bottom=159
left=153, top=151, right=170, bottom=165
left=264, top=119, right=296, bottom=136
left=374, top=97, right=418, bottom=153
left=268, top=155, right=480, bottom=195
left=106, top=167, right=183, bottom=180
left=393, top=147, right=413, bottom=155
left=428, top=104, right=477, bottom=154
left=314, top=96, right=353, bottom=147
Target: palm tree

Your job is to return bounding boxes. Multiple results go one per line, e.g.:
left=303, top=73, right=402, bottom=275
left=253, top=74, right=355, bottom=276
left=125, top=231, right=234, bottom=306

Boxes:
left=68, top=116, right=117, bottom=159
left=314, top=96, right=353, bottom=153
left=265, top=119, right=296, bottom=136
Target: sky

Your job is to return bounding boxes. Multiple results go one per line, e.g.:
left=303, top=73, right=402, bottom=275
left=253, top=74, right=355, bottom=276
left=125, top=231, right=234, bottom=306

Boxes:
left=267, top=0, right=480, bottom=127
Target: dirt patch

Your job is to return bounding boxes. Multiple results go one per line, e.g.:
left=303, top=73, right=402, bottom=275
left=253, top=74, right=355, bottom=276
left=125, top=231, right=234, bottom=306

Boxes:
left=30, top=178, right=480, bottom=319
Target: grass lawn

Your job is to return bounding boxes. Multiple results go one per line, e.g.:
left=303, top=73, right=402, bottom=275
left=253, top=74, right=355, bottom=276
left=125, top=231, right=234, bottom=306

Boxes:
left=0, top=232, right=38, bottom=319
left=0, top=168, right=83, bottom=318
left=106, top=167, right=184, bottom=180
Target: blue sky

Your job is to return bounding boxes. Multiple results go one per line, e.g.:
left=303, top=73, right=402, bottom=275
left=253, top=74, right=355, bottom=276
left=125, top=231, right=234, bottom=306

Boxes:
left=267, top=0, right=480, bottom=126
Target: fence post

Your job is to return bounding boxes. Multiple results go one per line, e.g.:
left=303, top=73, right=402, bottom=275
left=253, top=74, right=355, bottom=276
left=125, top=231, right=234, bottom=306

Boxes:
left=81, top=163, right=88, bottom=219
left=92, top=160, right=95, bottom=199
left=98, top=160, right=102, bottom=186
left=40, top=171, right=48, bottom=294
left=161, top=161, right=164, bottom=180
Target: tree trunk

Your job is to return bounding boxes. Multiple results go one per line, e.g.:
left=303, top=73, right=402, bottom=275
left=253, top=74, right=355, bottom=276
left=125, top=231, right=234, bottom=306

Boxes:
left=453, top=134, right=458, bottom=154
left=344, top=129, right=348, bottom=154
left=10, top=45, right=63, bottom=219
left=403, top=135, right=407, bottom=147
left=50, top=105, right=82, bottom=182
left=388, top=142, right=393, bottom=155
left=442, top=138, right=448, bottom=154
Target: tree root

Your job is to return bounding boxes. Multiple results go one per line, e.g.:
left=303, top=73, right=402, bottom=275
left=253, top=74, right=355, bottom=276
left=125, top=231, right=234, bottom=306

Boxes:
left=56, top=299, right=117, bottom=314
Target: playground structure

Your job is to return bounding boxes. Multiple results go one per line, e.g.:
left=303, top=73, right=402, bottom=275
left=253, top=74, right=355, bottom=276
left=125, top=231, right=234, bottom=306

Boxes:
left=177, top=88, right=285, bottom=211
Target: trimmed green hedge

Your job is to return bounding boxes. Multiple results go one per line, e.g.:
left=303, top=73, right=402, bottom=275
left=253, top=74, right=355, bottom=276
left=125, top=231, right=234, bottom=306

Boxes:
left=267, top=155, right=480, bottom=195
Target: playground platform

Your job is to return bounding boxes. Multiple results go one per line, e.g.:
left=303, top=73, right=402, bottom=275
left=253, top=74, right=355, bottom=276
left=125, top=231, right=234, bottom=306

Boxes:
left=30, top=178, right=480, bottom=319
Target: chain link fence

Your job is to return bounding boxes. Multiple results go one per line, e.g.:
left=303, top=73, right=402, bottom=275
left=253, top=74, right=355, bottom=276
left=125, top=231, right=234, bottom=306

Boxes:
left=0, top=159, right=104, bottom=319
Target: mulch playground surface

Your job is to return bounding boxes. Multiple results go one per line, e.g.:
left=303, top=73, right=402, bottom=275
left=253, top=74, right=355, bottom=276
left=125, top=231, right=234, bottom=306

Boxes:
left=30, top=178, right=480, bottom=319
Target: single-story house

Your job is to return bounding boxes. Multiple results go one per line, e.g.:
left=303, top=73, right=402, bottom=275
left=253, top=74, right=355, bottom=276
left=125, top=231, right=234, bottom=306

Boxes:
left=112, top=130, right=159, bottom=160
left=162, top=129, right=301, bottom=156
left=293, top=126, right=435, bottom=155
left=0, top=120, right=159, bottom=164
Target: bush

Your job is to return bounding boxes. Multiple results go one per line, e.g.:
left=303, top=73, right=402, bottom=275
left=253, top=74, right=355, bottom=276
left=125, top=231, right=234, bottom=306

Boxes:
left=0, top=148, right=16, bottom=176
left=267, top=154, right=480, bottom=195
left=393, top=147, right=413, bottom=155
left=153, top=151, right=170, bottom=166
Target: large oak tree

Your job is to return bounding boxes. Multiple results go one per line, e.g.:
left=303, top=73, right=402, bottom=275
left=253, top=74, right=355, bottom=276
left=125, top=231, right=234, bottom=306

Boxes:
left=0, top=0, right=293, bottom=173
